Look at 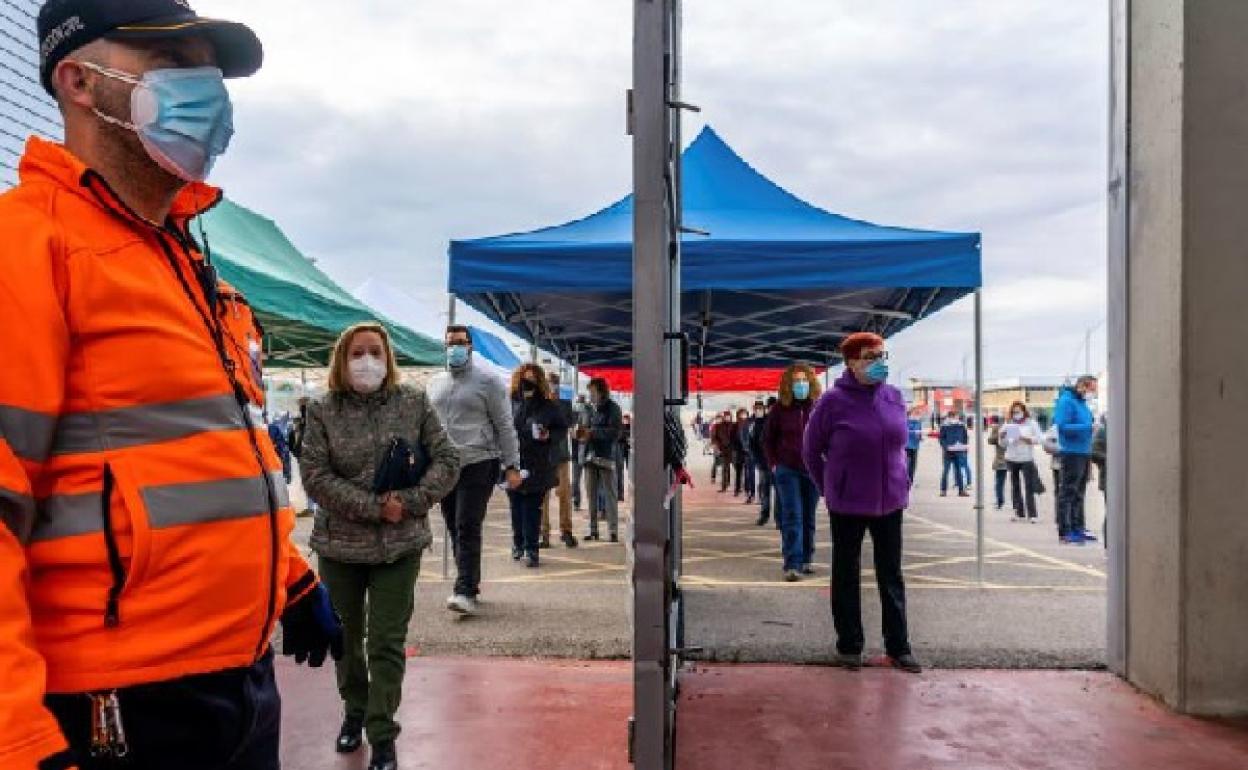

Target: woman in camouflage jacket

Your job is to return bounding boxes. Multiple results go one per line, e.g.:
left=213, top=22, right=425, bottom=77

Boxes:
left=299, top=322, right=459, bottom=770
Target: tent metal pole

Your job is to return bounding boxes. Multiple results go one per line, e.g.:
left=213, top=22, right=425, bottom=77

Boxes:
left=447, top=294, right=457, bottom=326
left=632, top=0, right=679, bottom=764
left=974, top=289, right=985, bottom=584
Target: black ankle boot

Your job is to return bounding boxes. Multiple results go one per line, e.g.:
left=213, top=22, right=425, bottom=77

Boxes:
left=368, top=740, right=398, bottom=770
left=336, top=716, right=363, bottom=753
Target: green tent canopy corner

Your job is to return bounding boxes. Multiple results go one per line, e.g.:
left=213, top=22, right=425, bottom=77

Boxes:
left=194, top=198, right=444, bottom=367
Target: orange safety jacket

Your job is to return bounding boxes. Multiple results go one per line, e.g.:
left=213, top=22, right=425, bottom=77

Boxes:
left=0, top=138, right=314, bottom=769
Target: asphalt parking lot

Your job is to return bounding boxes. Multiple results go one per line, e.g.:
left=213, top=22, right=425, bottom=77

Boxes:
left=289, top=432, right=1106, bottom=667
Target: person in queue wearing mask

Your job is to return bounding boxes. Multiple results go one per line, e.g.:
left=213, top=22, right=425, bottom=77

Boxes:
left=745, top=400, right=767, bottom=510
left=711, top=409, right=738, bottom=493
left=731, top=408, right=751, bottom=498
left=803, top=333, right=921, bottom=674
left=582, top=378, right=624, bottom=542
left=905, top=405, right=925, bottom=487
left=300, top=323, right=460, bottom=770
left=1053, top=375, right=1099, bottom=545
left=539, top=372, right=578, bottom=549
left=507, top=364, right=567, bottom=567
left=1001, top=401, right=1043, bottom=523
left=764, top=364, right=822, bottom=580
left=428, top=326, right=522, bottom=616
left=0, top=3, right=345, bottom=767
left=939, top=409, right=972, bottom=497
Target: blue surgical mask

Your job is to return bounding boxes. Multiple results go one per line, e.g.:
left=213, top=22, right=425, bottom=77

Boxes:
left=446, top=345, right=470, bottom=368
left=792, top=381, right=811, bottom=401
left=864, top=360, right=890, bottom=384
left=83, top=63, right=234, bottom=182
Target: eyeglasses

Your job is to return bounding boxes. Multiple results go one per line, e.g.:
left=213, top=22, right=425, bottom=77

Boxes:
left=859, top=350, right=889, bottom=362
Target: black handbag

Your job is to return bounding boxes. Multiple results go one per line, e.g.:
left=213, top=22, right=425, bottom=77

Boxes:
left=372, top=437, right=430, bottom=495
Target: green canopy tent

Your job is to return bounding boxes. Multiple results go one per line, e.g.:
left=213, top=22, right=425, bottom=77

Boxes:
left=194, top=199, right=443, bottom=367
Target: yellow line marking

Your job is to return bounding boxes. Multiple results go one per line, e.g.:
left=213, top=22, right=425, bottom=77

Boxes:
left=492, top=564, right=629, bottom=583
left=678, top=577, right=1104, bottom=591
left=907, top=513, right=1107, bottom=579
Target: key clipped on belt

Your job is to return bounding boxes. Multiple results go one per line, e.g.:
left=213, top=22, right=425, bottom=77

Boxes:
left=89, top=691, right=130, bottom=759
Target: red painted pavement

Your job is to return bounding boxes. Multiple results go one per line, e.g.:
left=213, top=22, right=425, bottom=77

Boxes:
left=276, top=657, right=1248, bottom=769
left=276, top=657, right=632, bottom=769
left=676, top=665, right=1248, bottom=770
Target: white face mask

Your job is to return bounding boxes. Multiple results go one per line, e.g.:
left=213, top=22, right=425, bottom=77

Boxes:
left=348, top=355, right=387, bottom=394
left=1012, top=411, right=1024, bottom=421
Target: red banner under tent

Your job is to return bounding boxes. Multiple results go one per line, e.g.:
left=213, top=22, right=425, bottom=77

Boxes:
left=580, top=367, right=825, bottom=395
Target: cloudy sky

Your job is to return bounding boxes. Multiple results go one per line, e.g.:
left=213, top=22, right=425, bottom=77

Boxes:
left=197, top=0, right=1109, bottom=382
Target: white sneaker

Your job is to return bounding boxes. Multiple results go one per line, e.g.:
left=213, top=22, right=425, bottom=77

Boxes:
left=447, top=594, right=477, bottom=615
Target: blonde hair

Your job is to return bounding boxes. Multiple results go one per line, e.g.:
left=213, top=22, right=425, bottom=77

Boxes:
left=778, top=363, right=823, bottom=407
left=510, top=363, right=553, bottom=400
left=327, top=322, right=401, bottom=393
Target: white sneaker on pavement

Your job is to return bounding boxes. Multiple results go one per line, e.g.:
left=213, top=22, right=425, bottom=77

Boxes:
left=447, top=594, right=477, bottom=615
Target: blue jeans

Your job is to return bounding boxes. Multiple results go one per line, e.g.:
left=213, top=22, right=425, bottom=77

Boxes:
left=774, top=465, right=818, bottom=571
left=507, top=490, right=544, bottom=559
left=994, top=468, right=1007, bottom=508
left=941, top=452, right=971, bottom=492
left=905, top=448, right=918, bottom=487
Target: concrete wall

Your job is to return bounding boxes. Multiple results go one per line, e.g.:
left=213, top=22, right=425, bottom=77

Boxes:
left=1124, top=0, right=1248, bottom=716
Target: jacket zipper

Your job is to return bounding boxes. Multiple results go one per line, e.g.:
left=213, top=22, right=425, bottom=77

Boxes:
left=100, top=463, right=126, bottom=627
left=81, top=173, right=279, bottom=658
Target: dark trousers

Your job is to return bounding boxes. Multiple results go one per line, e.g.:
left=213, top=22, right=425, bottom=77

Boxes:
left=774, top=465, right=818, bottom=571
left=46, top=652, right=280, bottom=770
left=508, top=489, right=544, bottom=559
left=572, top=459, right=584, bottom=508
left=830, top=509, right=911, bottom=659
left=319, top=553, right=420, bottom=745
left=732, top=457, right=746, bottom=495
left=994, top=467, right=1008, bottom=508
left=756, top=463, right=774, bottom=518
left=717, top=452, right=734, bottom=491
left=905, top=448, right=918, bottom=487
left=741, top=457, right=757, bottom=498
left=1007, top=460, right=1039, bottom=519
left=439, top=459, right=497, bottom=598
left=1057, top=453, right=1090, bottom=537
left=1052, top=468, right=1061, bottom=520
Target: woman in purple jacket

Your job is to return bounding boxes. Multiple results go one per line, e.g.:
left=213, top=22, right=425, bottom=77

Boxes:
left=763, top=363, right=823, bottom=581
left=802, top=332, right=921, bottom=674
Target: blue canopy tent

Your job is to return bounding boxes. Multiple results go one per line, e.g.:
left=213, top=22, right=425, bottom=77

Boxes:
left=449, top=126, right=981, bottom=380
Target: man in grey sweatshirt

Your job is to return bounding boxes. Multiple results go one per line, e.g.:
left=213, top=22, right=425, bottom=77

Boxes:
left=428, top=326, right=522, bottom=615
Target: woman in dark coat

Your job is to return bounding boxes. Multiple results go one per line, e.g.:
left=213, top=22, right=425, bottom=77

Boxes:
left=508, top=363, right=568, bottom=567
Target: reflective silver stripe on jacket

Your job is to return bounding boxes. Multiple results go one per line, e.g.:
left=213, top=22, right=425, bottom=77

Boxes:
left=29, top=472, right=289, bottom=543
left=0, top=485, right=37, bottom=544
left=0, top=404, right=58, bottom=463
left=51, top=395, right=249, bottom=455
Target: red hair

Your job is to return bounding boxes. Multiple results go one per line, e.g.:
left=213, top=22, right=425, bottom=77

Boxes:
left=840, top=332, right=885, bottom=361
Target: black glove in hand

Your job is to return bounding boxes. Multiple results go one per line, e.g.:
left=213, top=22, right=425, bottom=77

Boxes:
left=279, top=576, right=344, bottom=667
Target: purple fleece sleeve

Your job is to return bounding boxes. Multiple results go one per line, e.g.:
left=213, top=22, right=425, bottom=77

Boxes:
left=802, top=394, right=833, bottom=495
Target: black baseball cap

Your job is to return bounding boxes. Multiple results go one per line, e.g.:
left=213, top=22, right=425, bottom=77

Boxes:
left=37, top=0, right=263, bottom=94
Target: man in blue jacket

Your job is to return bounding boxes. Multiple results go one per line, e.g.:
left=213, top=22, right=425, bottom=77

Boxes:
left=1053, top=376, right=1099, bottom=544
left=938, top=411, right=972, bottom=497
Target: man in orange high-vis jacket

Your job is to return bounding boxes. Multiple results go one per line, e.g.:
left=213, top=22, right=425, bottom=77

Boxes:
left=0, top=3, right=343, bottom=769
